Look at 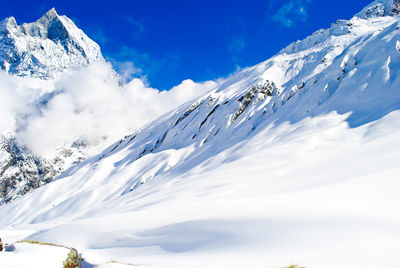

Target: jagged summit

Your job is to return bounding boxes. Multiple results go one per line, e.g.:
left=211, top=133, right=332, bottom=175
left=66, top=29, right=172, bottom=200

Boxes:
left=2, top=8, right=66, bottom=41
left=0, top=8, right=103, bottom=79
left=43, top=7, right=58, bottom=18
left=357, top=0, right=400, bottom=18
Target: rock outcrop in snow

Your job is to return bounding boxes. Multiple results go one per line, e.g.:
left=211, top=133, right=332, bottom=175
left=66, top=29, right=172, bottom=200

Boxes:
left=0, top=8, right=103, bottom=79
left=357, top=0, right=400, bottom=18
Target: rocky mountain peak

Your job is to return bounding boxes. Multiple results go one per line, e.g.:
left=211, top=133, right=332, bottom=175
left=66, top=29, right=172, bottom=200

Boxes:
left=0, top=8, right=103, bottom=79
left=2, top=16, right=17, bottom=28
left=357, top=0, right=400, bottom=18
left=43, top=7, right=58, bottom=20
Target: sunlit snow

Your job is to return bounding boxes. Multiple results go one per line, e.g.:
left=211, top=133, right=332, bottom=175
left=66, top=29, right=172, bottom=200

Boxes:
left=1, top=1, right=400, bottom=267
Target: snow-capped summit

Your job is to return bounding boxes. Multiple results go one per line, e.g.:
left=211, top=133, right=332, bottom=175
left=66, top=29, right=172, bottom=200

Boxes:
left=357, top=0, right=400, bottom=18
left=0, top=9, right=105, bottom=204
left=0, top=8, right=103, bottom=79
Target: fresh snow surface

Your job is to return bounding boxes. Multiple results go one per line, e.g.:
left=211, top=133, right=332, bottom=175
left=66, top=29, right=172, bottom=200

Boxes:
left=1, top=3, right=400, bottom=268
left=2, top=111, right=400, bottom=268
left=0, top=242, right=70, bottom=268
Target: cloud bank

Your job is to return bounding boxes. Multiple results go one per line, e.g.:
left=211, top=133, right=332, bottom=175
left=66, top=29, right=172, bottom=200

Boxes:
left=0, top=62, right=217, bottom=158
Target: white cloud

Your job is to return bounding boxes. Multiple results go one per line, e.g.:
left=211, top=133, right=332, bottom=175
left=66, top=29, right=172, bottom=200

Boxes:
left=0, top=62, right=217, bottom=158
left=0, top=71, right=51, bottom=134
left=269, top=0, right=312, bottom=28
left=0, top=72, right=20, bottom=134
left=114, top=61, right=144, bottom=81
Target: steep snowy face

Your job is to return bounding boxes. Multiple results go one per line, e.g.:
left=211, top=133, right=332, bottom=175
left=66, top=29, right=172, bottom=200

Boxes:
left=93, top=13, right=400, bottom=181
left=357, top=0, right=400, bottom=18
left=1, top=4, right=399, bottom=223
left=0, top=8, right=103, bottom=79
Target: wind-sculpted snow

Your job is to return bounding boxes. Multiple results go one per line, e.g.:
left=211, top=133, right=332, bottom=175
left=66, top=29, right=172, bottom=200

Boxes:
left=0, top=2, right=400, bottom=268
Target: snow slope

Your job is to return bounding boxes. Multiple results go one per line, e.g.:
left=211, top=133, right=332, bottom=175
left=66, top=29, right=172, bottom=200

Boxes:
left=0, top=241, right=70, bottom=268
left=1, top=1, right=400, bottom=267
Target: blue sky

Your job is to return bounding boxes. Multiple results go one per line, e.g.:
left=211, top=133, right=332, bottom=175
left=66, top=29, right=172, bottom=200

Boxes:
left=1, top=0, right=370, bottom=90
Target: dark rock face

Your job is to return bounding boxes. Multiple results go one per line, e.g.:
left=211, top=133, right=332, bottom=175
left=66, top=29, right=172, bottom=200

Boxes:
left=47, top=17, right=69, bottom=42
left=233, top=80, right=278, bottom=122
left=393, top=0, right=400, bottom=14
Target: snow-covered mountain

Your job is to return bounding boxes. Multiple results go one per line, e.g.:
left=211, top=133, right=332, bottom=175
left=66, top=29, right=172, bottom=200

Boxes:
left=0, top=8, right=214, bottom=205
left=0, top=1, right=400, bottom=267
left=0, top=136, right=87, bottom=204
left=0, top=9, right=104, bottom=204
left=358, top=0, right=400, bottom=17
left=0, top=8, right=103, bottom=79
left=0, top=137, right=55, bottom=202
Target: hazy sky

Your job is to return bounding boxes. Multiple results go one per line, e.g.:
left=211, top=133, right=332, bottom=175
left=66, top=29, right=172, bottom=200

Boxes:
left=0, top=0, right=370, bottom=90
